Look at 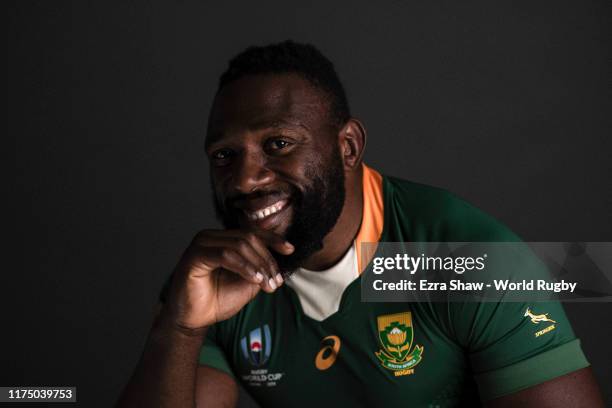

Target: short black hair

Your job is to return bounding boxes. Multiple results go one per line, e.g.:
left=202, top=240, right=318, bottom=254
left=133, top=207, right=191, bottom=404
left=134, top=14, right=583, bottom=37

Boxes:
left=217, top=40, right=351, bottom=128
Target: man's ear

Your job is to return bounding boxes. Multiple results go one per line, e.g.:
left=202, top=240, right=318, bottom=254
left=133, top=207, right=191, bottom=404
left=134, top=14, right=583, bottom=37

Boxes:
left=339, top=118, right=366, bottom=170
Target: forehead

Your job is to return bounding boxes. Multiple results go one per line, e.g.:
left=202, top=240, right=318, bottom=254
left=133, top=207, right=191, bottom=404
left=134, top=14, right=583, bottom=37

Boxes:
left=206, top=73, right=331, bottom=145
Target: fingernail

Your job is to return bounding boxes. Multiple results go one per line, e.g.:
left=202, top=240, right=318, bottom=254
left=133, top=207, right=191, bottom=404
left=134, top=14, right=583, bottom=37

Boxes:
left=268, top=278, right=277, bottom=290
left=254, top=272, right=264, bottom=283
left=284, top=242, right=294, bottom=250
left=275, top=274, right=283, bottom=285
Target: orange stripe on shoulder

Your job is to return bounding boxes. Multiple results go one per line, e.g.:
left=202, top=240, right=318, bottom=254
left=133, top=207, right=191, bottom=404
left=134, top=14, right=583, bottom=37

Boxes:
left=355, top=164, right=384, bottom=274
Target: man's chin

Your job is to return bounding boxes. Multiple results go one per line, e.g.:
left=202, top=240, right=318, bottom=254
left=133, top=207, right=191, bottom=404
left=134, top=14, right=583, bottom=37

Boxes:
left=274, top=253, right=305, bottom=277
left=274, top=238, right=325, bottom=276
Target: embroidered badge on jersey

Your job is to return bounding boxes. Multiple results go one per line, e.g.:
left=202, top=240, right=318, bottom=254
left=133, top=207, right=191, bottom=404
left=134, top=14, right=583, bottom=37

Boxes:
left=375, top=312, right=424, bottom=376
left=240, top=324, right=284, bottom=387
left=240, top=324, right=272, bottom=366
left=524, top=307, right=557, bottom=338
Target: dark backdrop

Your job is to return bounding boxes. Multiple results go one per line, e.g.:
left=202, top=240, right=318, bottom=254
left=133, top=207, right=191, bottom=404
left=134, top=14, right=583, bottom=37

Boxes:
left=6, top=1, right=611, bottom=407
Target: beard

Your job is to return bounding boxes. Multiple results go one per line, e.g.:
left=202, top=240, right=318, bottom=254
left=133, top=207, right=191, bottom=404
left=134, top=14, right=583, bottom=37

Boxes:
left=212, top=150, right=346, bottom=277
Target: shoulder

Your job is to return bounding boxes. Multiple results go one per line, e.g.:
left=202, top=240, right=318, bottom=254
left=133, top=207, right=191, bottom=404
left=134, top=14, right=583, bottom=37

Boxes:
left=381, top=174, right=520, bottom=242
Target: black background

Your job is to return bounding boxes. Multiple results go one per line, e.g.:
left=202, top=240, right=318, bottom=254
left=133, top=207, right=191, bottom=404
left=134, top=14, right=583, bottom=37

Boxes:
left=6, top=1, right=611, bottom=407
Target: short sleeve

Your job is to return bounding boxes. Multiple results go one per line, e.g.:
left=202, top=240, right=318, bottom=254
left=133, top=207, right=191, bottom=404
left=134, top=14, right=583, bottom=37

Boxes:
left=447, top=245, right=590, bottom=399
left=462, top=300, right=589, bottom=400
left=441, top=243, right=589, bottom=400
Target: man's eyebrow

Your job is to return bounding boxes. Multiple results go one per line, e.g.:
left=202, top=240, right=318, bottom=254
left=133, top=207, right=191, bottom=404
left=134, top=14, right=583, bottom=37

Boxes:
left=250, top=118, right=310, bottom=131
left=204, top=118, right=310, bottom=150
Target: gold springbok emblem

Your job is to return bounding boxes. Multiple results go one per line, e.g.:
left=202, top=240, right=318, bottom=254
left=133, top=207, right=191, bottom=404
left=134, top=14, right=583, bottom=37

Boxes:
left=524, top=307, right=556, bottom=324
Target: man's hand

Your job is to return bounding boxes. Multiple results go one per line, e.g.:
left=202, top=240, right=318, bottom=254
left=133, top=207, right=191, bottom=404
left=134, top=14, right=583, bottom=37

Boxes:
left=116, top=229, right=290, bottom=408
left=163, top=229, right=294, bottom=331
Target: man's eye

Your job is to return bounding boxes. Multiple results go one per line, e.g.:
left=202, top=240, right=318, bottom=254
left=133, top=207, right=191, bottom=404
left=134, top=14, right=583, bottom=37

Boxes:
left=266, top=139, right=293, bottom=151
left=211, top=149, right=234, bottom=161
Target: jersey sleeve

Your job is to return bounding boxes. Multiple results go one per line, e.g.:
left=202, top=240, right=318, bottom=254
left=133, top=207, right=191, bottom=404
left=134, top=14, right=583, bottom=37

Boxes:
left=157, top=273, right=235, bottom=378
left=442, top=244, right=591, bottom=400
left=451, top=300, right=589, bottom=400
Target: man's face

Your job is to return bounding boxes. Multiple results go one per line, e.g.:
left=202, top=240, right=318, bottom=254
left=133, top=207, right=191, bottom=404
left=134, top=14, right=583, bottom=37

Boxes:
left=205, top=73, right=346, bottom=273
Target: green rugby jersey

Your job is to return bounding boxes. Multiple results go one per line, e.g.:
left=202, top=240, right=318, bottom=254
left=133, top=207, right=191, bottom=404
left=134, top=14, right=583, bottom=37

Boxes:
left=159, top=164, right=589, bottom=407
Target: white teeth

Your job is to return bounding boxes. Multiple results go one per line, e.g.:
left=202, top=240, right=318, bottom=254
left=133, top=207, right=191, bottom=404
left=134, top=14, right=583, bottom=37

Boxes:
left=246, top=200, right=287, bottom=221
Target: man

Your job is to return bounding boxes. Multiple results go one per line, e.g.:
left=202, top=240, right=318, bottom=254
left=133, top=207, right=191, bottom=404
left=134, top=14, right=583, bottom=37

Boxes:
left=117, top=41, right=604, bottom=407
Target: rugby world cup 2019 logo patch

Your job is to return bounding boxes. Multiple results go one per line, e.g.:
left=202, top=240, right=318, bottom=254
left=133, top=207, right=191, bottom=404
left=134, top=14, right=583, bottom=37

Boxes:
left=240, top=324, right=284, bottom=387
left=240, top=324, right=272, bottom=367
left=375, top=312, right=424, bottom=377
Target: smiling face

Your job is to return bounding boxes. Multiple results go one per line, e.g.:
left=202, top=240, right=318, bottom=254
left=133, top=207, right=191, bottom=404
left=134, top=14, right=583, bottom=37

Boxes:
left=205, top=73, right=347, bottom=272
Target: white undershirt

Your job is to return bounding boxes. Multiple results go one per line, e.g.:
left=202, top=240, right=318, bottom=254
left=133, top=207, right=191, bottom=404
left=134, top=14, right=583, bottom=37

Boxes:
left=285, top=242, right=359, bottom=321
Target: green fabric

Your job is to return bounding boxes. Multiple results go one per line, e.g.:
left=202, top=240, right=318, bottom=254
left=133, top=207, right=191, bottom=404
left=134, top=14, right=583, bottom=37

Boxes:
left=475, top=339, right=589, bottom=400
left=158, top=171, right=588, bottom=407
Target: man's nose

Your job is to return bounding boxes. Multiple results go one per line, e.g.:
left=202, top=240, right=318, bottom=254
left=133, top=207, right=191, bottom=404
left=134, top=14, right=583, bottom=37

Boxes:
left=232, top=151, right=274, bottom=193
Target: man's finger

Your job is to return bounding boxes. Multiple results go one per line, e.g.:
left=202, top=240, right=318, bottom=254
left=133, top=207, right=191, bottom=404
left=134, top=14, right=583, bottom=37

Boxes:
left=194, top=234, right=280, bottom=287
left=188, top=246, right=266, bottom=286
left=199, top=230, right=292, bottom=286
left=240, top=232, right=285, bottom=286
